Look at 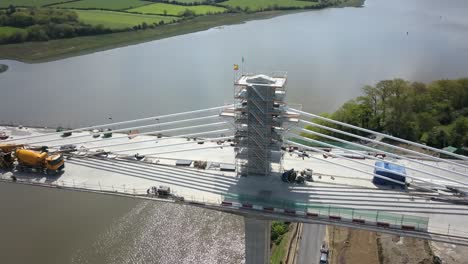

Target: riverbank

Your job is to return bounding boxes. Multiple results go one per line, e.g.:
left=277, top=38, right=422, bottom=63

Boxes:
left=0, top=63, right=7, bottom=73
left=0, top=11, right=298, bottom=63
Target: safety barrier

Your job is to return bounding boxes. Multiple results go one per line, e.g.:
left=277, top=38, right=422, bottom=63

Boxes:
left=221, top=193, right=429, bottom=232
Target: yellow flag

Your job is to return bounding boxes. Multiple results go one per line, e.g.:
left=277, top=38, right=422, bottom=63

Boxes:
left=234, top=64, right=239, bottom=71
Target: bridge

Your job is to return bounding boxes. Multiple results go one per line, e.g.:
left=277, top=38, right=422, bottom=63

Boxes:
left=1, top=72, right=468, bottom=264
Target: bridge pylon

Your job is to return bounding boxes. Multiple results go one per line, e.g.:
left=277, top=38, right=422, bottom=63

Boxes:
left=233, top=72, right=290, bottom=176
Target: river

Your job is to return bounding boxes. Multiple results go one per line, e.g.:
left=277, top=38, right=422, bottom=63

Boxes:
left=0, top=0, right=468, bottom=263
left=0, top=183, right=245, bottom=264
left=1, top=0, right=468, bottom=128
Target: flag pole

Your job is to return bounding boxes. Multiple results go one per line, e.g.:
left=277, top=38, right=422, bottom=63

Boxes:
left=241, top=56, right=245, bottom=75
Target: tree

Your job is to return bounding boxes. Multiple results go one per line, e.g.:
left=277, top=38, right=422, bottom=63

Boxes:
left=181, top=9, right=196, bottom=17
left=375, top=80, right=394, bottom=129
left=271, top=222, right=289, bottom=245
left=416, top=112, right=438, bottom=133
left=8, top=31, right=27, bottom=43
left=6, top=5, right=16, bottom=16
left=427, top=127, right=449, bottom=148
left=27, top=25, right=49, bottom=41
left=450, top=117, right=468, bottom=147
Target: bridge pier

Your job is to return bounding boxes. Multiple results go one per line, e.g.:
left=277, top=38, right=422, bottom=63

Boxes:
left=244, top=217, right=271, bottom=264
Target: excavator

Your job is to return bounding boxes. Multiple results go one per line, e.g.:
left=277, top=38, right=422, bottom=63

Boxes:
left=0, top=144, right=65, bottom=175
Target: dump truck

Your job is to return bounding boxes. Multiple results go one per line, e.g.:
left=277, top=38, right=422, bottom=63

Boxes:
left=15, top=149, right=65, bottom=175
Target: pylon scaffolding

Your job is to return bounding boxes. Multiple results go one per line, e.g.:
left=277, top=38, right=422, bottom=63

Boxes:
left=233, top=72, right=291, bottom=176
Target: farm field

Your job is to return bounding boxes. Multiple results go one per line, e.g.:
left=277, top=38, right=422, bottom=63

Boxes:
left=0, top=0, right=65, bottom=8
left=52, top=0, right=152, bottom=10
left=76, top=10, right=178, bottom=29
left=0, top=26, right=25, bottom=37
left=128, top=3, right=227, bottom=16
left=220, top=0, right=318, bottom=11
left=168, top=0, right=208, bottom=3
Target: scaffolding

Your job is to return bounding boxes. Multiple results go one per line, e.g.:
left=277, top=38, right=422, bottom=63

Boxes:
left=233, top=72, right=290, bottom=176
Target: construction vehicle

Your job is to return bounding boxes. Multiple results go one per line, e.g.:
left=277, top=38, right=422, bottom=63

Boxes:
left=282, top=168, right=308, bottom=184
left=157, top=185, right=171, bottom=196
left=57, top=127, right=72, bottom=137
left=282, top=168, right=300, bottom=183
left=102, top=128, right=112, bottom=138
left=1, top=144, right=63, bottom=173
left=300, top=168, right=314, bottom=182
left=0, top=144, right=23, bottom=169
left=15, top=148, right=65, bottom=175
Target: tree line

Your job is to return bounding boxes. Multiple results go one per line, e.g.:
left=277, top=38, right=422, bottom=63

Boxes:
left=0, top=6, right=112, bottom=44
left=304, top=78, right=468, bottom=151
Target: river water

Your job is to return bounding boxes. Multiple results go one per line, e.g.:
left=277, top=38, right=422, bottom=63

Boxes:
left=1, top=0, right=468, bottom=263
left=0, top=183, right=245, bottom=264
left=1, top=0, right=468, bottom=128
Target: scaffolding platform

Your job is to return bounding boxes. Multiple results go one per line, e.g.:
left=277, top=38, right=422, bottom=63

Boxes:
left=229, top=72, right=297, bottom=176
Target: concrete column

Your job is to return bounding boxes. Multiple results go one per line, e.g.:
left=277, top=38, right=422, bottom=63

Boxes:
left=244, top=217, right=271, bottom=264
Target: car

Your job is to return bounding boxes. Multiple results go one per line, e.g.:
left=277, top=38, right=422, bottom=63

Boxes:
left=319, top=252, right=328, bottom=264
left=320, top=243, right=329, bottom=264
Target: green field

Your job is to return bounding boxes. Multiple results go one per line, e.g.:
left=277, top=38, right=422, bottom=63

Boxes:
left=168, top=0, right=210, bottom=3
left=0, top=0, right=66, bottom=8
left=0, top=26, right=25, bottom=37
left=52, top=0, right=152, bottom=10
left=76, top=10, right=177, bottom=29
left=128, top=3, right=227, bottom=16
left=167, top=0, right=209, bottom=3
left=220, top=0, right=318, bottom=11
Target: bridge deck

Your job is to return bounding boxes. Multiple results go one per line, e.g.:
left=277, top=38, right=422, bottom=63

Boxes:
left=1, top=126, right=468, bottom=244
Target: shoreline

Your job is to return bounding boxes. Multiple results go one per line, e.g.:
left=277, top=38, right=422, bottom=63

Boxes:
left=0, top=11, right=303, bottom=64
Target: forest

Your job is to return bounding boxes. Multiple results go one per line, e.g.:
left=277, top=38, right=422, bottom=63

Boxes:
left=304, top=78, right=468, bottom=150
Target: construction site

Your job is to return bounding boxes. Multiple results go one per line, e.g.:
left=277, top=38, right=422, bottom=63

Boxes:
left=1, top=72, right=468, bottom=264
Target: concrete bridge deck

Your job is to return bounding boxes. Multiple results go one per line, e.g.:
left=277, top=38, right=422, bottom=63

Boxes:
left=1, top=126, right=468, bottom=245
